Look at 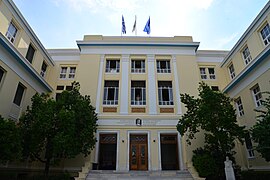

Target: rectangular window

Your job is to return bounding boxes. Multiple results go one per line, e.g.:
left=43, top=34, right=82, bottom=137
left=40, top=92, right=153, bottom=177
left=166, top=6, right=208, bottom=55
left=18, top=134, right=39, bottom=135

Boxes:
left=131, top=81, right=146, bottom=105
left=131, top=60, right=145, bottom=73
left=158, top=81, right=174, bottom=105
left=13, top=83, right=25, bottom=106
left=69, top=67, right=76, bottom=79
left=55, top=93, right=61, bottom=101
left=105, top=60, right=120, bottom=73
left=245, top=133, right=255, bottom=158
left=260, top=23, right=270, bottom=46
left=59, top=67, right=76, bottom=79
left=199, top=68, right=207, bottom=79
left=251, top=85, right=263, bottom=107
left=60, top=67, right=67, bottom=79
left=5, top=22, right=18, bottom=43
left=103, top=81, right=119, bottom=105
left=242, top=47, right=252, bottom=65
left=235, top=97, right=245, bottom=117
left=208, top=68, right=216, bottom=79
left=0, top=67, right=5, bottom=84
left=40, top=61, right=48, bottom=77
left=25, top=44, right=35, bottom=63
left=157, top=60, right=171, bottom=73
left=228, top=63, right=236, bottom=79
left=56, top=85, right=64, bottom=90
left=65, top=86, right=72, bottom=91
left=211, top=86, right=219, bottom=91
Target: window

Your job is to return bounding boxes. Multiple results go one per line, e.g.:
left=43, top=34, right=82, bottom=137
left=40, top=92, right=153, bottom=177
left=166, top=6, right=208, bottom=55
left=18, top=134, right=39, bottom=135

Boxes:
left=103, top=81, right=119, bottom=105
left=251, top=85, right=263, bottom=107
left=131, top=81, right=146, bottom=105
left=245, top=133, right=255, bottom=158
left=131, top=60, right=145, bottom=73
left=199, top=68, right=207, bottom=79
left=208, top=68, right=216, bottom=79
left=5, top=22, right=18, bottom=43
left=55, top=93, right=61, bottom=101
left=56, top=85, right=64, bottom=90
left=260, top=23, right=270, bottom=46
left=59, top=67, right=76, bottom=79
left=0, top=67, right=5, bottom=84
left=13, top=83, right=25, bottom=106
left=105, top=60, right=120, bottom=73
left=235, top=97, right=245, bottom=117
left=157, top=60, right=171, bottom=73
left=65, top=86, right=72, bottom=91
left=242, top=47, right=252, bottom=65
left=25, top=44, right=35, bottom=63
left=228, top=63, right=236, bottom=79
left=40, top=61, right=48, bottom=77
left=158, top=81, right=174, bottom=105
left=211, top=86, right=219, bottom=91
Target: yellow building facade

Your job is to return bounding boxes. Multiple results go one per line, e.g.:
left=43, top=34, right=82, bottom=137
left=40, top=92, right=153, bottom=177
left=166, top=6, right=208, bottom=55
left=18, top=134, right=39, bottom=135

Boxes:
left=0, top=0, right=270, bottom=178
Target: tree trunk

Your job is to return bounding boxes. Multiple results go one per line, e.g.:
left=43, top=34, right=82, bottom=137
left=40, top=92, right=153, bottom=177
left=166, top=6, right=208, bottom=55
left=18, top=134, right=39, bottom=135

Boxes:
left=44, top=157, right=51, bottom=178
left=44, top=138, right=52, bottom=178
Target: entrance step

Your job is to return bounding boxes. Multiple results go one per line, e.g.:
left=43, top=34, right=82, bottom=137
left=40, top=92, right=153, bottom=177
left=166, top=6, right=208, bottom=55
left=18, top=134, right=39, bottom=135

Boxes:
left=86, top=170, right=193, bottom=180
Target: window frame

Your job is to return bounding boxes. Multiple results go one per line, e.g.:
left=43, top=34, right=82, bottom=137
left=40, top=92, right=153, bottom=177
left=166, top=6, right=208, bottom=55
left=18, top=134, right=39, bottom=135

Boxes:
left=228, top=63, right=236, bottom=79
left=131, top=59, right=145, bottom=73
left=208, top=68, right=216, bottom=79
left=25, top=43, right=36, bottom=63
left=103, top=81, right=119, bottom=105
left=242, top=46, right=252, bottom=65
left=5, top=21, right=18, bottom=44
left=235, top=97, right=245, bottom=117
left=59, top=66, right=76, bottom=79
left=260, top=23, right=270, bottom=46
left=131, top=81, right=146, bottom=105
left=156, top=60, right=171, bottom=73
left=251, top=84, right=263, bottom=107
left=245, top=133, right=255, bottom=158
left=13, top=83, right=26, bottom=107
left=158, top=81, right=174, bottom=106
left=105, top=59, right=120, bottom=73
left=40, top=61, right=48, bottom=78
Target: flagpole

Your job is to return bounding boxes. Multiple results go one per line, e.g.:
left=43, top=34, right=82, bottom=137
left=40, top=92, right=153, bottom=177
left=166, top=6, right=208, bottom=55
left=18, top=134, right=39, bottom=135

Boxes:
left=135, top=15, right=137, bottom=36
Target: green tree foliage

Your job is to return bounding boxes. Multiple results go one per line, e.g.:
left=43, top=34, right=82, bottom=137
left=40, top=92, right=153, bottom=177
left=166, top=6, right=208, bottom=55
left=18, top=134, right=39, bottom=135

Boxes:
left=0, top=115, right=21, bottom=164
left=19, top=82, right=98, bottom=176
left=251, top=92, right=270, bottom=162
left=177, top=83, right=245, bottom=179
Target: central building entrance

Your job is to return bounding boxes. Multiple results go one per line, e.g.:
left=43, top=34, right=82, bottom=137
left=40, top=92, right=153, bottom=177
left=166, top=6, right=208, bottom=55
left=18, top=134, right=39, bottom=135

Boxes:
left=129, top=134, right=148, bottom=170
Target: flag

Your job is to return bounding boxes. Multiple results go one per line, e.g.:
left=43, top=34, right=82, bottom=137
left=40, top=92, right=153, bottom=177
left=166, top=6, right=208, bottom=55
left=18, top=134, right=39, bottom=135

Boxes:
left=143, top=17, right=150, bottom=34
left=122, top=15, right=126, bottom=34
left=132, top=15, right=137, bottom=33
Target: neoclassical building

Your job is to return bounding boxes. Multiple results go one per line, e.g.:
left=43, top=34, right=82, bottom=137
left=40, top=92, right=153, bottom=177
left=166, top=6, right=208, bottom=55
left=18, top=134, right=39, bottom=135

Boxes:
left=0, top=0, right=269, bottom=179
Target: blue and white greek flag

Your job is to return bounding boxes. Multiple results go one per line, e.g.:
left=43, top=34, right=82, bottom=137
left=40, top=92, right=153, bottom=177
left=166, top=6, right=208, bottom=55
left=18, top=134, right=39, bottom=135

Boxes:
left=143, top=17, right=150, bottom=34
left=122, top=15, right=126, bottom=34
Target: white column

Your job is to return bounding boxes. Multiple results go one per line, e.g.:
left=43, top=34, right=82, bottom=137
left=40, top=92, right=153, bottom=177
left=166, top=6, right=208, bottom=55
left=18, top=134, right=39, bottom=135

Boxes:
left=147, top=54, right=157, bottom=115
left=120, top=54, right=129, bottom=114
left=95, top=55, right=104, bottom=113
left=172, top=55, right=182, bottom=115
left=178, top=133, right=185, bottom=170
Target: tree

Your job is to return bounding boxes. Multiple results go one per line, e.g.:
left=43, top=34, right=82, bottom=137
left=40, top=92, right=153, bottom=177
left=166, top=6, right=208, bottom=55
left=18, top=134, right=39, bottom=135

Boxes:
left=177, top=83, right=245, bottom=179
left=251, top=92, right=270, bottom=162
left=0, top=115, right=21, bottom=164
left=19, top=82, right=98, bottom=176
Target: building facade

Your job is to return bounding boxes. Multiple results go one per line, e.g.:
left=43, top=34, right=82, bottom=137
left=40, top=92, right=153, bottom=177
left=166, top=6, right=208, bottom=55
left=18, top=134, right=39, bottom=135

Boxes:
left=0, top=0, right=269, bottom=178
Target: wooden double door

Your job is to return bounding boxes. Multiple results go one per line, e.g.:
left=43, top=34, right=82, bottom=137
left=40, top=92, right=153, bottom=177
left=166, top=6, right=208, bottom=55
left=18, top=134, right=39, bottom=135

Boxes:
left=129, top=134, right=148, bottom=170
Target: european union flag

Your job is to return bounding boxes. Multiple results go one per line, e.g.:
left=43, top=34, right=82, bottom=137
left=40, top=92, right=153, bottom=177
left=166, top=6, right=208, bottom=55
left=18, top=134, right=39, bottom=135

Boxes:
left=122, top=15, right=126, bottom=34
left=143, top=17, right=150, bottom=34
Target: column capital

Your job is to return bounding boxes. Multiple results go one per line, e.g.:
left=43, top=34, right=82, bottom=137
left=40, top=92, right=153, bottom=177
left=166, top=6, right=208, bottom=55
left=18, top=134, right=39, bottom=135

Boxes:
left=122, top=54, right=130, bottom=61
left=147, top=54, right=155, bottom=61
left=172, top=55, right=176, bottom=62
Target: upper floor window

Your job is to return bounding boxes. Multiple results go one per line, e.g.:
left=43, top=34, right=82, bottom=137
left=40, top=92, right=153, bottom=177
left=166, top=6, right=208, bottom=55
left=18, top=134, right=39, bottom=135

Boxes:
left=0, top=67, right=5, bottom=84
left=211, top=86, right=219, bottom=91
left=157, top=60, right=171, bottom=73
left=5, top=22, right=18, bottom=44
left=251, top=84, right=263, bottom=107
left=245, top=133, right=255, bottom=158
left=131, top=81, right=146, bottom=105
left=103, top=81, right=119, bottom=105
left=105, top=59, right=120, bottom=73
left=59, top=67, right=76, bottom=79
left=13, top=83, right=26, bottom=106
left=25, top=44, right=35, bottom=63
left=40, top=61, right=48, bottom=78
left=131, top=60, right=145, bottom=73
left=158, top=81, right=174, bottom=105
left=260, top=23, right=270, bottom=46
left=235, top=97, right=244, bottom=117
left=200, top=67, right=216, bottom=80
left=228, top=63, right=236, bottom=79
left=242, top=46, right=252, bottom=65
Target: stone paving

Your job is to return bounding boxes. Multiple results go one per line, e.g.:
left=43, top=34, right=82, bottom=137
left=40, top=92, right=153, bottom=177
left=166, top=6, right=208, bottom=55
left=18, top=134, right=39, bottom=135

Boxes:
left=86, top=170, right=194, bottom=180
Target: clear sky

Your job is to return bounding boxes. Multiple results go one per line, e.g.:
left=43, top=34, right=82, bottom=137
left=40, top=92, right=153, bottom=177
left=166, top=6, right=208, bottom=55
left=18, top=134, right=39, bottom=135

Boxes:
left=13, top=0, right=269, bottom=50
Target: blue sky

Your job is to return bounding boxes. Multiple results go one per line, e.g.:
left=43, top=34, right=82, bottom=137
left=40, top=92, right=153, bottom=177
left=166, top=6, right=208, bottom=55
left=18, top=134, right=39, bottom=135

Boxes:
left=13, top=0, right=269, bottom=50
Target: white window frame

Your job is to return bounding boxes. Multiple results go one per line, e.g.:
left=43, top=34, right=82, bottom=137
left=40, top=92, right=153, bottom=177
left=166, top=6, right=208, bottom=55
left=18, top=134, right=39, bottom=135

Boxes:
left=131, top=60, right=145, bottom=73
left=228, top=63, right=236, bottom=79
left=260, top=23, right=270, bottom=46
left=208, top=68, right=216, bottom=79
left=235, top=97, right=244, bottom=117
left=59, top=66, right=76, bottom=79
left=158, top=82, right=174, bottom=105
left=5, top=22, right=18, bottom=44
left=103, top=81, right=119, bottom=105
left=199, top=68, right=207, bottom=79
left=105, top=59, right=120, bottom=73
left=40, top=61, right=48, bottom=78
left=245, top=133, right=255, bottom=158
left=242, top=46, right=252, bottom=65
left=251, top=85, right=263, bottom=107
left=131, top=84, right=146, bottom=106
left=157, top=60, right=171, bottom=73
